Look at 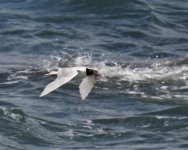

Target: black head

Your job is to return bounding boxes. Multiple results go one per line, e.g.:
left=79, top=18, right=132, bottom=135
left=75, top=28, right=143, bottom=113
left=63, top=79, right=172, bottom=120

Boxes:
left=86, top=68, right=98, bottom=76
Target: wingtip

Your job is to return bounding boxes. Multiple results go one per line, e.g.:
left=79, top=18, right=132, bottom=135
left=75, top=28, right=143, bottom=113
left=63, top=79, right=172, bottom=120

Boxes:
left=80, top=96, right=86, bottom=100
left=79, top=90, right=86, bottom=100
left=40, top=91, right=46, bottom=97
left=39, top=93, right=44, bottom=97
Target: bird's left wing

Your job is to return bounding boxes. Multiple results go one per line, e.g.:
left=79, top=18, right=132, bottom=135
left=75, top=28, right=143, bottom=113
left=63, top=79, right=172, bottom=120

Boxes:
left=79, top=75, right=96, bottom=100
left=40, top=68, right=78, bottom=97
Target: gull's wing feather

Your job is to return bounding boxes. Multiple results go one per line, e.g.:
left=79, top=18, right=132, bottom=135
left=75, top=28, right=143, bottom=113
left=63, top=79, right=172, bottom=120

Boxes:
left=40, top=68, right=78, bottom=97
left=79, top=75, right=96, bottom=100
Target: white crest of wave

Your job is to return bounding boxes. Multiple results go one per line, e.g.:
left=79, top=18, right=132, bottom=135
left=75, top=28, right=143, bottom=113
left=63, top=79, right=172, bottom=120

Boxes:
left=96, top=63, right=188, bottom=83
left=39, top=54, right=188, bottom=101
left=42, top=54, right=188, bottom=83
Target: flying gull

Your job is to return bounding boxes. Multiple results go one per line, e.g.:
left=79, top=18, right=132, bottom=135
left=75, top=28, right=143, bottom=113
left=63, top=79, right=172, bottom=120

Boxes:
left=40, top=67, right=98, bottom=100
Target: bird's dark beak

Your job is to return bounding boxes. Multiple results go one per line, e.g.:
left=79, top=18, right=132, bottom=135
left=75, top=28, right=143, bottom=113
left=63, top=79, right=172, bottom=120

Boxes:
left=93, top=70, right=99, bottom=76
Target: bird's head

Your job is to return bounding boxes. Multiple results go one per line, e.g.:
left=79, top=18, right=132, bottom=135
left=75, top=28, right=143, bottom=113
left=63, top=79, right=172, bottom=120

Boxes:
left=86, top=68, right=99, bottom=76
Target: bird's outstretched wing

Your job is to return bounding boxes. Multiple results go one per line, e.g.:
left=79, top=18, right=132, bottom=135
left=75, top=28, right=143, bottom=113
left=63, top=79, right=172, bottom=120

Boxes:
left=40, top=68, right=78, bottom=97
left=79, top=75, right=96, bottom=100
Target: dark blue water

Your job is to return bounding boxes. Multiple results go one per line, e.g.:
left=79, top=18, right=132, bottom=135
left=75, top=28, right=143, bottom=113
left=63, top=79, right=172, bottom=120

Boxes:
left=0, top=0, right=188, bottom=149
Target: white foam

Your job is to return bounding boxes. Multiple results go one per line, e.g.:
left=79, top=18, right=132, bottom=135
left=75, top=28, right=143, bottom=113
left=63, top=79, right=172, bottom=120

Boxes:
left=41, top=54, right=188, bottom=100
left=42, top=54, right=186, bottom=82
left=8, top=74, right=28, bottom=81
left=0, top=81, right=19, bottom=85
left=156, top=115, right=188, bottom=120
left=0, top=107, right=23, bottom=121
left=42, top=54, right=188, bottom=85
left=60, top=129, right=74, bottom=138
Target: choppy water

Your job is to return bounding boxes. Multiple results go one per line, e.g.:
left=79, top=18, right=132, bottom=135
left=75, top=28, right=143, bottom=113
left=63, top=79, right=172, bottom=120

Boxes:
left=0, top=0, right=188, bottom=149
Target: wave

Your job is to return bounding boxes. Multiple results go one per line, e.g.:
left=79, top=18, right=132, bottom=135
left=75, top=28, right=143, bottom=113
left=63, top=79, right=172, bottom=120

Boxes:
left=93, top=105, right=188, bottom=131
left=40, top=53, right=188, bottom=81
left=4, top=53, right=186, bottom=102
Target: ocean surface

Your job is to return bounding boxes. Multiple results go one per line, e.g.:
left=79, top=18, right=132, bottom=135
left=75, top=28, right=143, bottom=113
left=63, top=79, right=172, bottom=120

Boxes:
left=0, top=0, right=188, bottom=149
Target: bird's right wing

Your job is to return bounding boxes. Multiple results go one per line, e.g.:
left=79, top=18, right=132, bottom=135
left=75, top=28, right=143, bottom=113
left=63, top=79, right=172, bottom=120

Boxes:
left=40, top=68, right=78, bottom=97
left=79, top=75, right=96, bottom=100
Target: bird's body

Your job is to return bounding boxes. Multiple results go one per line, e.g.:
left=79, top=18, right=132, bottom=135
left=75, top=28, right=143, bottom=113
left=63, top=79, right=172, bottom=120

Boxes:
left=40, top=67, right=98, bottom=100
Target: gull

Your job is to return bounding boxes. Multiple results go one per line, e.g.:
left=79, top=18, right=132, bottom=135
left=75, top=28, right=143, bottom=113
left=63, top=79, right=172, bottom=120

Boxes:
left=40, top=67, right=98, bottom=100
